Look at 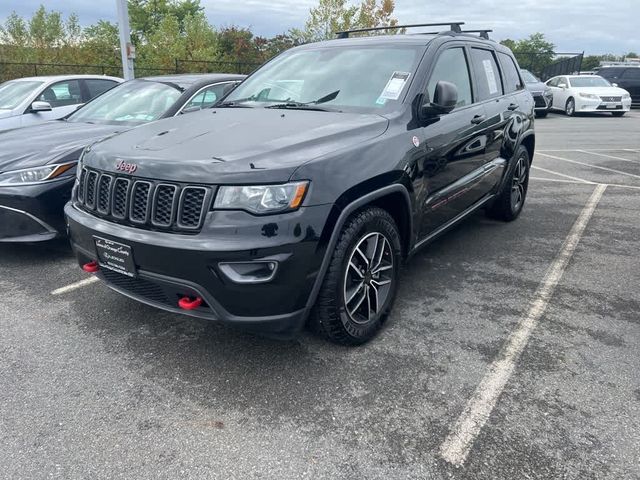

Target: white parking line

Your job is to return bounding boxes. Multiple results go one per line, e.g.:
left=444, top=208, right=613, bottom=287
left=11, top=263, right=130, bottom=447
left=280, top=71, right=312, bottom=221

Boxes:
left=439, top=184, right=607, bottom=467
left=51, top=276, right=99, bottom=295
left=538, top=148, right=640, bottom=152
left=530, top=177, right=594, bottom=185
left=577, top=150, right=640, bottom=164
left=531, top=165, right=595, bottom=184
left=536, top=152, right=640, bottom=180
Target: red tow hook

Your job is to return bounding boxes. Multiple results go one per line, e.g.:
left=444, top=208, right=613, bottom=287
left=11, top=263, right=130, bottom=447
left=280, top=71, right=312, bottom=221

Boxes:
left=82, top=261, right=99, bottom=273
left=178, top=296, right=203, bottom=310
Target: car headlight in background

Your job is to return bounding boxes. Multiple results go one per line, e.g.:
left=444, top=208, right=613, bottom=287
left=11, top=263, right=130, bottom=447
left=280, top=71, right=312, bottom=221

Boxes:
left=214, top=181, right=309, bottom=214
left=622, top=93, right=631, bottom=100
left=578, top=92, right=600, bottom=100
left=0, top=163, right=76, bottom=186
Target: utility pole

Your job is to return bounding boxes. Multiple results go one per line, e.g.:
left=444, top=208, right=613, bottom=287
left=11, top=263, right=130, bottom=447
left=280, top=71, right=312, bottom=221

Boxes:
left=116, top=0, right=135, bottom=80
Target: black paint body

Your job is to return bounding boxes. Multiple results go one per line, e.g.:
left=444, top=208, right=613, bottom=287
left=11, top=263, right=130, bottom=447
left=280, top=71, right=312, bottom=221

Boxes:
left=66, top=34, right=535, bottom=336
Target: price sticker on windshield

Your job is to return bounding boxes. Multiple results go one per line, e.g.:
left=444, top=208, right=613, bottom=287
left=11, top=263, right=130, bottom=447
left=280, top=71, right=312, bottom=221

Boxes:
left=380, top=71, right=411, bottom=100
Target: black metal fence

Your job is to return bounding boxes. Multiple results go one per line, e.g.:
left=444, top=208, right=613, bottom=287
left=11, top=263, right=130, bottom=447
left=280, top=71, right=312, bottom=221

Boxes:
left=516, top=52, right=584, bottom=80
left=539, top=54, right=584, bottom=80
left=0, top=59, right=262, bottom=82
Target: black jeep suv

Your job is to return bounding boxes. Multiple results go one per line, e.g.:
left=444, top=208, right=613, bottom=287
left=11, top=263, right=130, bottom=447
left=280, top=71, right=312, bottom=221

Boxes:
left=66, top=23, right=535, bottom=345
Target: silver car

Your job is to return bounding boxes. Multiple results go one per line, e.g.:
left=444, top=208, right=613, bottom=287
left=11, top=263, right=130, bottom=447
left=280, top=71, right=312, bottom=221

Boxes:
left=0, top=74, right=122, bottom=131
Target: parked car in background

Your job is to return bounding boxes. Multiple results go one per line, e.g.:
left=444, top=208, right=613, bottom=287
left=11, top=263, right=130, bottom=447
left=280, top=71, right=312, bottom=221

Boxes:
left=66, top=25, right=535, bottom=344
left=0, top=73, right=244, bottom=242
left=596, top=66, right=640, bottom=106
left=0, top=75, right=123, bottom=131
left=521, top=69, right=553, bottom=117
left=546, top=75, right=632, bottom=116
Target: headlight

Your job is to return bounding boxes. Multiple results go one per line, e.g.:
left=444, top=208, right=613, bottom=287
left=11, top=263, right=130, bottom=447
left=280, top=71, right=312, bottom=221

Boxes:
left=578, top=92, right=600, bottom=100
left=622, top=93, right=631, bottom=100
left=0, top=163, right=75, bottom=186
left=214, top=181, right=309, bottom=214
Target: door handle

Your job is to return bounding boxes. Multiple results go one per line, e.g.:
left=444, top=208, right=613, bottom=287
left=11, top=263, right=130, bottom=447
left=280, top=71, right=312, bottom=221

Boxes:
left=471, top=114, right=486, bottom=124
left=507, top=103, right=518, bottom=111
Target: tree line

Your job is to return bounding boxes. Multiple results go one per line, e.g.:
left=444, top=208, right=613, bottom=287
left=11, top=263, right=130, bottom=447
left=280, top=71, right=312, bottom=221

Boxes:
left=0, top=0, right=636, bottom=79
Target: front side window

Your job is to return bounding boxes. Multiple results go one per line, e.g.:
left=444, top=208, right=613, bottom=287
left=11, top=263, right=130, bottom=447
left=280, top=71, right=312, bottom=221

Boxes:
left=68, top=80, right=182, bottom=126
left=470, top=48, right=504, bottom=101
left=224, top=46, right=423, bottom=112
left=622, top=68, right=640, bottom=79
left=182, top=82, right=237, bottom=111
left=85, top=79, right=119, bottom=99
left=0, top=80, right=43, bottom=110
left=520, top=70, right=539, bottom=84
left=426, top=47, right=473, bottom=108
left=547, top=77, right=559, bottom=87
left=498, top=53, right=524, bottom=93
left=38, top=80, right=82, bottom=107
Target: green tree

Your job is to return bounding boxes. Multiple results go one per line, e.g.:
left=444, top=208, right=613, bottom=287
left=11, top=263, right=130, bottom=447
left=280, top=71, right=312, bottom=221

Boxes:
left=128, top=0, right=203, bottom=43
left=500, top=33, right=555, bottom=75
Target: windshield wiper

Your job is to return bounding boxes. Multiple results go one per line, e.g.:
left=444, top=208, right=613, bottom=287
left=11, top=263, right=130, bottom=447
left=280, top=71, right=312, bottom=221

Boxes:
left=215, top=97, right=255, bottom=108
left=264, top=90, right=340, bottom=111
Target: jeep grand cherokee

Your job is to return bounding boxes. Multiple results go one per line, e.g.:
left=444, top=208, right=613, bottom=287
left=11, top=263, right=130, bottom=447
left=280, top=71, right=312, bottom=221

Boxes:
left=66, top=22, right=535, bottom=345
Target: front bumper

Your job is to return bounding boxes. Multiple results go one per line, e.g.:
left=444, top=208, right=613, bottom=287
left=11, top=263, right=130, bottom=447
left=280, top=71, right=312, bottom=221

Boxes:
left=65, top=202, right=334, bottom=337
left=575, top=97, right=632, bottom=112
left=532, top=93, right=553, bottom=111
left=0, top=177, right=74, bottom=242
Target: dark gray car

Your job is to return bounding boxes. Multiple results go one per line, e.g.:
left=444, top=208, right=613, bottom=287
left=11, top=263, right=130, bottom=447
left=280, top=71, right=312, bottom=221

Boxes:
left=521, top=69, right=553, bottom=117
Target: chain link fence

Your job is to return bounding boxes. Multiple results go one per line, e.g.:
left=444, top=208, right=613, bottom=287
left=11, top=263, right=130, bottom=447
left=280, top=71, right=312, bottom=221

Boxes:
left=0, top=59, right=261, bottom=82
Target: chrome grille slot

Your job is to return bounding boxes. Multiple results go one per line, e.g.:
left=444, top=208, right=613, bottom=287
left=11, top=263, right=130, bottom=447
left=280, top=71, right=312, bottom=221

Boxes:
left=75, top=167, right=211, bottom=234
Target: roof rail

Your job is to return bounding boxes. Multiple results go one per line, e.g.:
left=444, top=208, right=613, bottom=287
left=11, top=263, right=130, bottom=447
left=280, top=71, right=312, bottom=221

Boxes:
left=462, top=29, right=493, bottom=40
left=335, top=22, right=464, bottom=39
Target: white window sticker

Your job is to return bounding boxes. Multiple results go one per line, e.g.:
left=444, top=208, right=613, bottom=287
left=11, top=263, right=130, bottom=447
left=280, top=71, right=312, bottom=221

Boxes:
left=380, top=71, right=411, bottom=100
left=483, top=59, right=498, bottom=95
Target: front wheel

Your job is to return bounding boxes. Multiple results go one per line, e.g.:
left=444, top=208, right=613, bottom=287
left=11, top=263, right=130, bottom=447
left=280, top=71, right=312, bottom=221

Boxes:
left=311, top=207, right=401, bottom=345
left=486, top=145, right=530, bottom=222
left=565, top=98, right=576, bottom=116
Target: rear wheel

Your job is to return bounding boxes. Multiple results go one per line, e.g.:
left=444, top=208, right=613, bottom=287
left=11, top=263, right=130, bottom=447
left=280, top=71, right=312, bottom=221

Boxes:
left=311, top=207, right=401, bottom=345
left=486, top=145, right=530, bottom=222
left=612, top=111, right=625, bottom=117
left=565, top=97, right=576, bottom=116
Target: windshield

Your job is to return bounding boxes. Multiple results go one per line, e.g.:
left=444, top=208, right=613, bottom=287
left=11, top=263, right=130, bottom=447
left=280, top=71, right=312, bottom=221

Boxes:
left=0, top=80, right=44, bottom=110
left=521, top=70, right=540, bottom=84
left=68, top=80, right=182, bottom=125
left=569, top=76, right=611, bottom=88
left=224, top=45, right=423, bottom=112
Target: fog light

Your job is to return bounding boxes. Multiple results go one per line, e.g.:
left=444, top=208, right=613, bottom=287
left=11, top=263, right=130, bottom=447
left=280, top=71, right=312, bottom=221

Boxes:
left=218, top=261, right=278, bottom=284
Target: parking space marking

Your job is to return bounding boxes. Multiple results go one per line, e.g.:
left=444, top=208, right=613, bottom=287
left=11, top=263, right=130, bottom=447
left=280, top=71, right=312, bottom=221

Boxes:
left=577, top=150, right=640, bottom=164
left=536, top=152, right=640, bottom=180
left=530, top=177, right=594, bottom=185
left=538, top=148, right=640, bottom=152
left=439, top=184, right=607, bottom=467
left=531, top=165, right=595, bottom=184
left=51, top=276, right=99, bottom=295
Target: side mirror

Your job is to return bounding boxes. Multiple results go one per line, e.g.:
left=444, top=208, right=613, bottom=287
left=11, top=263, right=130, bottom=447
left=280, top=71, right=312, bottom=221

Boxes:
left=422, top=81, right=458, bottom=118
left=181, top=105, right=202, bottom=114
left=612, top=83, right=618, bottom=87
left=30, top=101, right=52, bottom=113
left=558, top=83, right=567, bottom=89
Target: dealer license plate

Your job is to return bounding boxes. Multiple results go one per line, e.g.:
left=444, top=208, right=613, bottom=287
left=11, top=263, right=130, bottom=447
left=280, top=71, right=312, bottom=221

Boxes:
left=94, top=236, right=137, bottom=277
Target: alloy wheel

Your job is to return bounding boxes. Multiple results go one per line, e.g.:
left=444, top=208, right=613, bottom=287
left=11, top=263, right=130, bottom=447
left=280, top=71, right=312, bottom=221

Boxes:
left=343, top=232, right=394, bottom=325
left=510, top=155, right=528, bottom=212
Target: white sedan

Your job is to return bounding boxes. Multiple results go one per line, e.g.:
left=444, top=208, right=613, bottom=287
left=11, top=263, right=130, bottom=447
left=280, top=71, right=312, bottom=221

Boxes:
left=0, top=74, right=122, bottom=131
left=546, top=75, right=632, bottom=117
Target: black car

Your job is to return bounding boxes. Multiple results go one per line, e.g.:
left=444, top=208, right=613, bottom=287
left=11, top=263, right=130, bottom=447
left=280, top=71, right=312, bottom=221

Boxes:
left=521, top=69, right=553, bottom=117
left=66, top=23, right=535, bottom=344
left=597, top=66, right=640, bottom=106
left=0, top=73, right=244, bottom=242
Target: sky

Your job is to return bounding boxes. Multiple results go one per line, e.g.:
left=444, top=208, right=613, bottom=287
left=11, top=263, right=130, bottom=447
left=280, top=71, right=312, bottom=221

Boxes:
left=1, top=0, right=638, bottom=55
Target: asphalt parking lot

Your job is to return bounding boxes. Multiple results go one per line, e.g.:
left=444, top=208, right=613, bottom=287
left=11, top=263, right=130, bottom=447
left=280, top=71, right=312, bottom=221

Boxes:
left=1, top=110, right=639, bottom=479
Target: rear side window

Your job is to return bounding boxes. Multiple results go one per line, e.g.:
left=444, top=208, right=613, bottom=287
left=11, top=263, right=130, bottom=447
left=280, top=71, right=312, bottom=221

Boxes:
left=470, top=48, right=503, bottom=101
left=622, top=69, right=640, bottom=79
left=497, top=52, right=523, bottom=93
left=85, top=79, right=118, bottom=99
left=426, top=47, right=473, bottom=108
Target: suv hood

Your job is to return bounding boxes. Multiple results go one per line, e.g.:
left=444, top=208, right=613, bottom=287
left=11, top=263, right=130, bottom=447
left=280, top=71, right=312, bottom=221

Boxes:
left=0, top=120, right=128, bottom=172
left=84, top=108, right=389, bottom=184
left=575, top=86, right=629, bottom=96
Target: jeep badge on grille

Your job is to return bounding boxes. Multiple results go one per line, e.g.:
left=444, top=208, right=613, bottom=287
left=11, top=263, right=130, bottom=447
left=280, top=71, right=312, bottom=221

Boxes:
left=115, top=160, right=138, bottom=174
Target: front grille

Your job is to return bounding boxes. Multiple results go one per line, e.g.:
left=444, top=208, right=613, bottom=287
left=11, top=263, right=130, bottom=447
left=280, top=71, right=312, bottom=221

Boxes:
left=600, top=96, right=621, bottom=102
left=101, top=269, right=174, bottom=307
left=76, top=167, right=212, bottom=233
left=534, top=95, right=548, bottom=108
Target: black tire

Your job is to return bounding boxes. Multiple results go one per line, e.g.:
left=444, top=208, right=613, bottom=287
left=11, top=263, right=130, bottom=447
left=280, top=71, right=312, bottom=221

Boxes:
left=535, top=110, right=548, bottom=118
left=565, top=97, right=576, bottom=116
left=311, top=207, right=401, bottom=345
left=612, top=111, right=625, bottom=117
left=486, top=145, right=530, bottom=222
